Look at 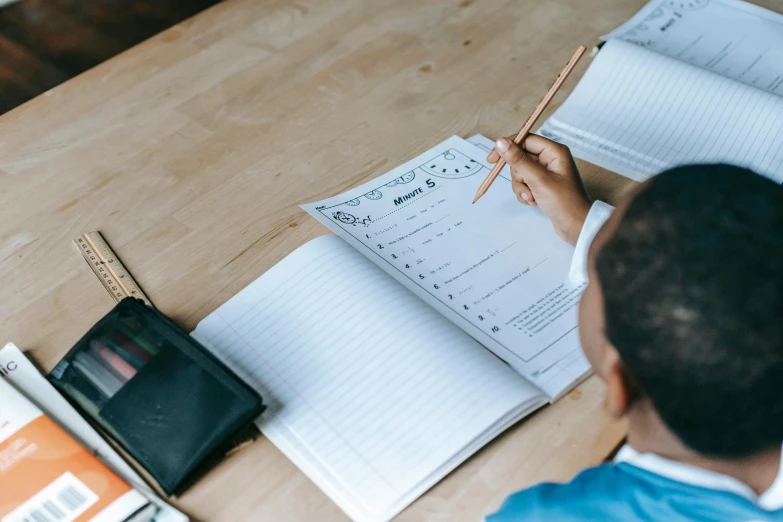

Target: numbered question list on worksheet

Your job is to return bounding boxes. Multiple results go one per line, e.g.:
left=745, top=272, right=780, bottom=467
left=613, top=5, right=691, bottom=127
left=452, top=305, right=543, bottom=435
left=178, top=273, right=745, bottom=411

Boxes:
left=302, top=136, right=590, bottom=396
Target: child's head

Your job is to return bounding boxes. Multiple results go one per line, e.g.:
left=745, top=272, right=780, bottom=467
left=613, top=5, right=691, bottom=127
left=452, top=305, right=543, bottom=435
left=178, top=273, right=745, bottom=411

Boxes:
left=579, top=164, right=783, bottom=459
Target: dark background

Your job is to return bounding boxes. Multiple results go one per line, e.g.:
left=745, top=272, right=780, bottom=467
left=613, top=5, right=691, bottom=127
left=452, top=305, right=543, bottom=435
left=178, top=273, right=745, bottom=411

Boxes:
left=0, top=0, right=222, bottom=115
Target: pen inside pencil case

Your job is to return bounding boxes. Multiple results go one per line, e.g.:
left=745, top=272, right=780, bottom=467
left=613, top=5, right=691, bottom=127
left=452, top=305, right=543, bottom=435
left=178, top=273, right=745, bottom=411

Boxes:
left=114, top=310, right=162, bottom=356
left=109, top=331, right=154, bottom=366
left=91, top=340, right=140, bottom=379
left=62, top=375, right=106, bottom=417
left=73, top=352, right=124, bottom=398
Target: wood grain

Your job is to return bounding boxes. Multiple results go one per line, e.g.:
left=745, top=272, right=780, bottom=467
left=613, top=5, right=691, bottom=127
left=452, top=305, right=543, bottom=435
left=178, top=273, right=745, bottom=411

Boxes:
left=473, top=44, right=585, bottom=203
left=1, top=0, right=778, bottom=519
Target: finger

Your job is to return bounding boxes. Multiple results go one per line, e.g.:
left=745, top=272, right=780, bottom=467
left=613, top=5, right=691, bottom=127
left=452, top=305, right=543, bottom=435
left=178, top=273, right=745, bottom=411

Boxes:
left=489, top=149, right=538, bottom=167
left=495, top=137, right=531, bottom=168
left=521, top=134, right=572, bottom=174
left=496, top=138, right=547, bottom=185
left=516, top=191, right=538, bottom=206
left=520, top=134, right=562, bottom=156
left=512, top=180, right=537, bottom=206
left=487, top=135, right=516, bottom=164
left=523, top=151, right=540, bottom=165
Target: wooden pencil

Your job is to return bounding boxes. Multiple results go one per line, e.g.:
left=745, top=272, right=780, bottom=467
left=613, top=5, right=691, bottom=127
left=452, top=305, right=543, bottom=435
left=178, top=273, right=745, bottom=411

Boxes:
left=472, top=45, right=586, bottom=204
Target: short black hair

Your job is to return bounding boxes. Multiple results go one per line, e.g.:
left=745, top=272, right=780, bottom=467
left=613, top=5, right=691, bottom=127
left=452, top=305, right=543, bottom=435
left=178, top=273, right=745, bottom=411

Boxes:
left=596, top=164, right=783, bottom=458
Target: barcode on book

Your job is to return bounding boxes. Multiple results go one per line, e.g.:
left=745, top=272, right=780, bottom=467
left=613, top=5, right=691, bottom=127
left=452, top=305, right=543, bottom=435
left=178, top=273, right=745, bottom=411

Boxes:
left=3, top=471, right=98, bottom=522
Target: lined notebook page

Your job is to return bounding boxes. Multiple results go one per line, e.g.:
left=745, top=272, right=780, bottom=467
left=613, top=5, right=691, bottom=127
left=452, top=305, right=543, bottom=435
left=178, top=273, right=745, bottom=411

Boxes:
left=539, top=39, right=783, bottom=182
left=603, top=0, right=783, bottom=95
left=192, top=234, right=544, bottom=522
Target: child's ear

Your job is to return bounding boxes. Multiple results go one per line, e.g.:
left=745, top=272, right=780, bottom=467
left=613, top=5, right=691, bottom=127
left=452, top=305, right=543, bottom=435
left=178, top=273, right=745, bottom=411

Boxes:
left=603, top=357, right=633, bottom=419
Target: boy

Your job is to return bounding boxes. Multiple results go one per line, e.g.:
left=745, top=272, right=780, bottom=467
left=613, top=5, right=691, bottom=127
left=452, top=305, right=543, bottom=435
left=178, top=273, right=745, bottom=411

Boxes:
left=485, top=136, right=783, bottom=521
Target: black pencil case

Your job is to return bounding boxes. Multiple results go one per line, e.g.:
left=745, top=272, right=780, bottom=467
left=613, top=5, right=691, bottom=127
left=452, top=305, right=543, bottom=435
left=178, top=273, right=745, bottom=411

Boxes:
left=48, top=297, right=264, bottom=495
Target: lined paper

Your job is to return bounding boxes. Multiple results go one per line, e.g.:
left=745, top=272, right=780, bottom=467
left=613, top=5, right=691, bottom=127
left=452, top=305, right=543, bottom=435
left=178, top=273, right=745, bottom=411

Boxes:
left=192, top=235, right=544, bottom=522
left=302, top=136, right=590, bottom=400
left=604, top=0, right=783, bottom=95
left=539, top=39, right=783, bottom=182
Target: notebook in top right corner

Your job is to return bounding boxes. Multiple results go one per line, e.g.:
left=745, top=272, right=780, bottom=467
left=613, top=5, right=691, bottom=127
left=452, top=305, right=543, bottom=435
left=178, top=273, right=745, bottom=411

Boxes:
left=538, top=0, right=783, bottom=183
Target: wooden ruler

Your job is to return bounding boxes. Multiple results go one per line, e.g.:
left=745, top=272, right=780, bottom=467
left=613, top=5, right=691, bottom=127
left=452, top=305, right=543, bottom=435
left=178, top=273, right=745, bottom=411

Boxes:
left=73, top=231, right=153, bottom=307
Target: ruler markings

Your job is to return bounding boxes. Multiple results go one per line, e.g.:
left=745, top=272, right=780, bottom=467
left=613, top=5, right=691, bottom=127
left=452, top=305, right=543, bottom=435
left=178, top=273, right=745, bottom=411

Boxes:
left=72, top=231, right=153, bottom=307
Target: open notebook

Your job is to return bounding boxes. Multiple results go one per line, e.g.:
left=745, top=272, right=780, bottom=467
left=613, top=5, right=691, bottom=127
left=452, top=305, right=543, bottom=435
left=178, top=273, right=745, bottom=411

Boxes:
left=192, top=135, right=590, bottom=522
left=539, top=0, right=783, bottom=183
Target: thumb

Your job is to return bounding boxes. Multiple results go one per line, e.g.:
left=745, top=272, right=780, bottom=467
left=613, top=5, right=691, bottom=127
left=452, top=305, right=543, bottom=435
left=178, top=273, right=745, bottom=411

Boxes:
left=495, top=137, right=547, bottom=186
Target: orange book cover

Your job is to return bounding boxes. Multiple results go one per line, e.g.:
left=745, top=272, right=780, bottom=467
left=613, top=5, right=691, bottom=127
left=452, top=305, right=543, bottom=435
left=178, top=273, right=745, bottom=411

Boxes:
left=0, top=378, right=151, bottom=522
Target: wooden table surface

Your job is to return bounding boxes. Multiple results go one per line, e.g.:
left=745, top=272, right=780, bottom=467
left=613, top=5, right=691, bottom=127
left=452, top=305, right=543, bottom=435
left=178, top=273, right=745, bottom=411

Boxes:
left=3, top=0, right=774, bottom=519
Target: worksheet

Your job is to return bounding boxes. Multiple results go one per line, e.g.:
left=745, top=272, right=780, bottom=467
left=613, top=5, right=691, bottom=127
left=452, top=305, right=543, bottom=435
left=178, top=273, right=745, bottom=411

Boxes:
left=604, top=0, right=783, bottom=95
left=302, top=136, right=590, bottom=397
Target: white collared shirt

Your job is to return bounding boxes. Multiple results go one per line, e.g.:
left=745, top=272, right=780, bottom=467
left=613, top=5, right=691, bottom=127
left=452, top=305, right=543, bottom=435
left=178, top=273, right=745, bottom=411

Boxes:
left=569, top=200, right=614, bottom=282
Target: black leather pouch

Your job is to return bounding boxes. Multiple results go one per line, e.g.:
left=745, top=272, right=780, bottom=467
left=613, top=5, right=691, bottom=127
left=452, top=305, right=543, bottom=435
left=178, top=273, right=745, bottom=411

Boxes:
left=49, top=298, right=264, bottom=495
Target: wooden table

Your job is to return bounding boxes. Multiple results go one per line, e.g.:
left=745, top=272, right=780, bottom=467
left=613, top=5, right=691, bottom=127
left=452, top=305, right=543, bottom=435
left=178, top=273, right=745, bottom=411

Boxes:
left=3, top=0, right=773, bottom=519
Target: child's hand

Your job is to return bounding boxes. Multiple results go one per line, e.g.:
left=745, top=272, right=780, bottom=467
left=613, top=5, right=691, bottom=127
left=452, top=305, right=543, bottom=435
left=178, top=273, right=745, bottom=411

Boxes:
left=487, top=135, right=592, bottom=246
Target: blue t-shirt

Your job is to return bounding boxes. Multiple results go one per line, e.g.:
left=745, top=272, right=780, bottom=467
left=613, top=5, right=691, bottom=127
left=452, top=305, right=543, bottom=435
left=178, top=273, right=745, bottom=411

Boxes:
left=488, top=462, right=783, bottom=521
